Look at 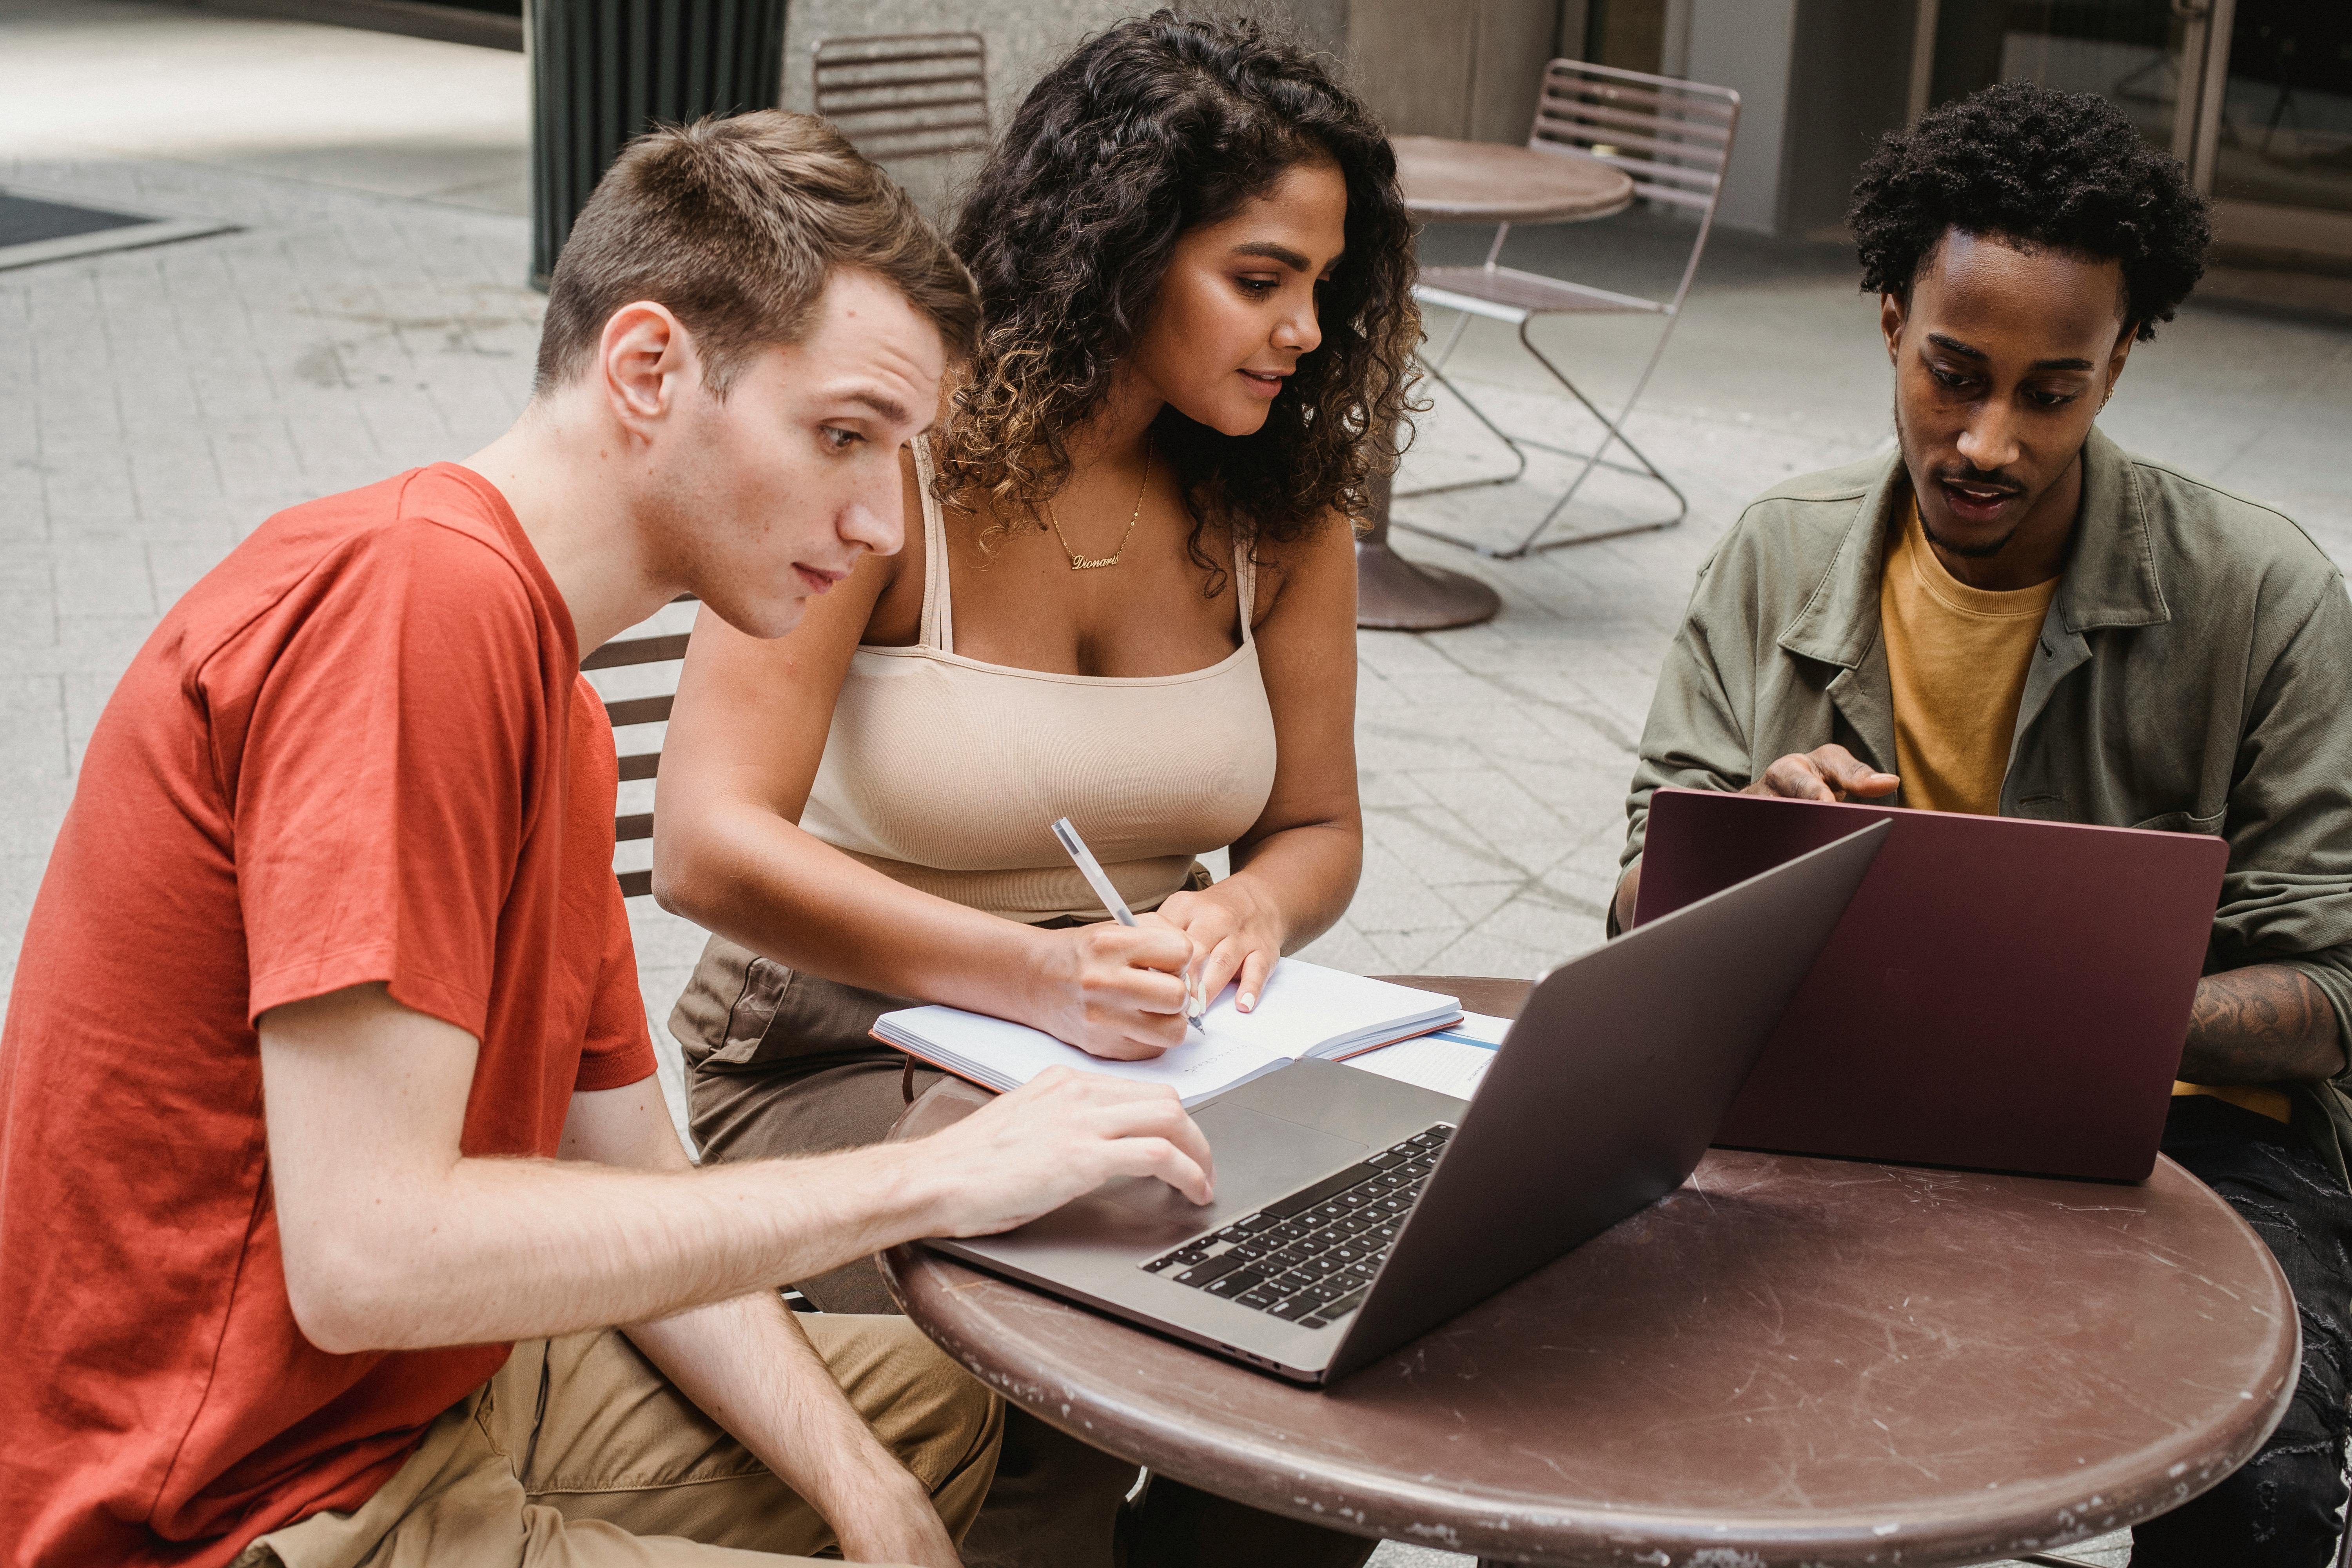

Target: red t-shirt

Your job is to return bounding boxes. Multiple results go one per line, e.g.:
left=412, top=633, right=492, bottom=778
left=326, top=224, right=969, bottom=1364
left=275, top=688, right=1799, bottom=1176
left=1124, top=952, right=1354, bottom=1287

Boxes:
left=0, top=465, right=657, bottom=1566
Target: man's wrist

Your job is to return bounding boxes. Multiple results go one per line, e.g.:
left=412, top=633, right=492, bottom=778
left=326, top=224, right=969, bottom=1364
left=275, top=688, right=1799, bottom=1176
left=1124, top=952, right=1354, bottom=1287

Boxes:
left=773, top=1410, right=943, bottom=1560
left=806, top=1438, right=935, bottom=1527
left=849, top=1138, right=960, bottom=1250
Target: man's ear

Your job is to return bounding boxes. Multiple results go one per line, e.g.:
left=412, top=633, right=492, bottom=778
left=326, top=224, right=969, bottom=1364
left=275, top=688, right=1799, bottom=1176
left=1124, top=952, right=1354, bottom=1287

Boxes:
left=597, top=301, right=698, bottom=436
left=1880, top=290, right=1907, bottom=366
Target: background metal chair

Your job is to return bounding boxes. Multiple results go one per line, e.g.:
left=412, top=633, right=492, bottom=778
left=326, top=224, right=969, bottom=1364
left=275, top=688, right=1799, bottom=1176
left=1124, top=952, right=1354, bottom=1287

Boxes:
left=1399, top=59, right=1739, bottom=559
left=582, top=598, right=695, bottom=901
left=811, top=33, right=990, bottom=163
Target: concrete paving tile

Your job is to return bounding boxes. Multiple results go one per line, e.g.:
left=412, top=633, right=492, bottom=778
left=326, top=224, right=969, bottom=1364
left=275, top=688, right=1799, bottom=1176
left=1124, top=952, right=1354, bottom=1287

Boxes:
left=1418, top=926, right=1557, bottom=984
left=1356, top=768, right=1436, bottom=809
left=144, top=541, right=234, bottom=610
left=1356, top=722, right=1492, bottom=775
left=214, top=423, right=310, bottom=509
left=0, top=777, right=76, bottom=860
left=1365, top=926, right=1474, bottom=974
left=1434, top=880, right=1525, bottom=927
left=1374, top=670, right=1523, bottom=714
left=0, top=585, right=57, bottom=646
left=1364, top=805, right=1524, bottom=886
left=14, top=614, right=159, bottom=681
left=1294, top=919, right=1383, bottom=976
left=0, top=676, right=69, bottom=783
left=1351, top=669, right=1412, bottom=715
left=39, top=456, right=139, bottom=523
left=1356, top=628, right=1465, bottom=679
left=1475, top=887, right=1609, bottom=960
left=50, top=541, right=154, bottom=618
left=1413, top=772, right=1577, bottom=878
left=0, top=851, right=56, bottom=1003
left=60, top=670, right=125, bottom=770
left=1345, top=840, right=1455, bottom=934
left=1366, top=1544, right=1468, bottom=1568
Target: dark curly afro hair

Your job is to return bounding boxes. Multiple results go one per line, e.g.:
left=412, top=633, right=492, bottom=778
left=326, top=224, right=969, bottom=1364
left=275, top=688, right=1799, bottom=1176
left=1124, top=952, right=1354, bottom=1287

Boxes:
left=935, top=10, right=1420, bottom=584
left=1848, top=80, right=2210, bottom=342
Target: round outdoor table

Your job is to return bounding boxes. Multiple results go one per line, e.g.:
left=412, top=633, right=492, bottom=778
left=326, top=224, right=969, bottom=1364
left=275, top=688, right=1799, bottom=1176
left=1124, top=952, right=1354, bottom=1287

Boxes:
left=881, top=975, right=2298, bottom=1566
left=1358, top=140, right=1635, bottom=632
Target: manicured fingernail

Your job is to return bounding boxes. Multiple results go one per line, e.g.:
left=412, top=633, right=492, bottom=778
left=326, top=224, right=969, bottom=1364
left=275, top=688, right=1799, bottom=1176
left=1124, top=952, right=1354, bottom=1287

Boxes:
left=1239, top=993, right=1256, bottom=1012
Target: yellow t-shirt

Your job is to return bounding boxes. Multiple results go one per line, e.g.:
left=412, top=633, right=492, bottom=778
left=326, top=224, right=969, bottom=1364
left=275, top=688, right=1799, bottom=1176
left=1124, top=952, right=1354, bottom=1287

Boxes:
left=1880, top=499, right=2058, bottom=816
left=1879, top=496, right=2290, bottom=1122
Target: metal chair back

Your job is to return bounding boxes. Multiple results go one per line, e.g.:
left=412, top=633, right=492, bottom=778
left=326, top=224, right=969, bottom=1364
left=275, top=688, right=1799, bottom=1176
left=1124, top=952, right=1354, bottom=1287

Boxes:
left=811, top=33, right=989, bottom=163
left=1530, top=61, right=1734, bottom=213
left=1525, top=59, right=1739, bottom=317
left=1398, top=58, right=1740, bottom=557
left=581, top=601, right=693, bottom=899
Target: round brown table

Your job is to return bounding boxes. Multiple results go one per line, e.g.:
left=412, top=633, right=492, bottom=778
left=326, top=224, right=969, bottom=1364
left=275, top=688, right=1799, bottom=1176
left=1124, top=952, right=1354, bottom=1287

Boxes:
left=882, top=975, right=2298, bottom=1567
left=1359, top=141, right=1636, bottom=632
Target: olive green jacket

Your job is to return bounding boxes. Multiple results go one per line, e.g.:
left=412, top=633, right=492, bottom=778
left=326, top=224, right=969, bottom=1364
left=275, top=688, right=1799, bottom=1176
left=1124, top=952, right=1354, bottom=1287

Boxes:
left=1622, top=427, right=2352, bottom=1180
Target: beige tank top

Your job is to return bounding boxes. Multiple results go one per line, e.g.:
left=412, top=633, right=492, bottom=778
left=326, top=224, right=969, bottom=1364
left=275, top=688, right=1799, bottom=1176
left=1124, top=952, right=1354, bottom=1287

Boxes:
left=800, top=439, right=1281, bottom=923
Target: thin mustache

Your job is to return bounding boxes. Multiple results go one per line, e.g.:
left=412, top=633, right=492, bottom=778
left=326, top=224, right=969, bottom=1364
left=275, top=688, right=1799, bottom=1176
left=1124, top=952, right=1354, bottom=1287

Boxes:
left=1934, top=470, right=2025, bottom=497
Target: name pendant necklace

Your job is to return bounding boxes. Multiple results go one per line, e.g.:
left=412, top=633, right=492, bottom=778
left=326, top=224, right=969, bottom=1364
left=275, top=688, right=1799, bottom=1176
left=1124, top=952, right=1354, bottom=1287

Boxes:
left=1045, top=439, right=1152, bottom=570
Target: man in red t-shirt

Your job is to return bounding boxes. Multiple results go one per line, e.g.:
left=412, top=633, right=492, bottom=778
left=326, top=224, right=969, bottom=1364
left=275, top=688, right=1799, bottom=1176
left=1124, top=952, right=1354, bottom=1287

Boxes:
left=0, top=114, right=1215, bottom=1568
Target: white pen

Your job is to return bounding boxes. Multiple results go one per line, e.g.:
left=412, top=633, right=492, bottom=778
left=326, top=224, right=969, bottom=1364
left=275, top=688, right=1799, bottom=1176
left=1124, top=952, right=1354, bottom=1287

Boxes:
left=1049, top=815, right=1206, bottom=1034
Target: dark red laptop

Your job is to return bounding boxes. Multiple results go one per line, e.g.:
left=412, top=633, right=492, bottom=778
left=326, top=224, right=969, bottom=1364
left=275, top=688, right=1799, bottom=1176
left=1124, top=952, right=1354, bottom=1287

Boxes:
left=1633, top=789, right=2229, bottom=1181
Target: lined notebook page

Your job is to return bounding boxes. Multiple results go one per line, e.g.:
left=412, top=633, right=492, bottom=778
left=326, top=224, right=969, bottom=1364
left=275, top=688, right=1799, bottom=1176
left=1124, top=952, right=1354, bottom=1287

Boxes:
left=1346, top=1013, right=1512, bottom=1100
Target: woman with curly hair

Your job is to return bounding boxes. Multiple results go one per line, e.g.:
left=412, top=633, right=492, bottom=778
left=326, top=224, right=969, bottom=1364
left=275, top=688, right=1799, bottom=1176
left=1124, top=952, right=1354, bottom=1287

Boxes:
left=652, top=14, right=1410, bottom=1564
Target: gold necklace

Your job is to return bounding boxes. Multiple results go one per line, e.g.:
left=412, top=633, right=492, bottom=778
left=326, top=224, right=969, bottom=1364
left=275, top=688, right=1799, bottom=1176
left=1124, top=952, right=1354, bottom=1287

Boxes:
left=1044, top=440, right=1152, bottom=570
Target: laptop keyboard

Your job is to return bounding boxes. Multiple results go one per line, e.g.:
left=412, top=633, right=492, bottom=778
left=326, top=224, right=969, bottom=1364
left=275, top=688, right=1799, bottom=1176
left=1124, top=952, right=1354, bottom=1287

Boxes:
left=1140, top=1124, right=1453, bottom=1330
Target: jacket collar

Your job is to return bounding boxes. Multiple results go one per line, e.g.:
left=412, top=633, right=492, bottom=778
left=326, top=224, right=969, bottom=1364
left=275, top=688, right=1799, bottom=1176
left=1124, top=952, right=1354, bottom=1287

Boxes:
left=1777, top=425, right=2170, bottom=670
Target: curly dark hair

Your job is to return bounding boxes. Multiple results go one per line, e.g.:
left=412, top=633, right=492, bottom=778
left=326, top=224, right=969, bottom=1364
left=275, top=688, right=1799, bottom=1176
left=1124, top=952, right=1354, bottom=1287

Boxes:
left=935, top=11, right=1421, bottom=583
left=1848, top=80, right=2209, bottom=341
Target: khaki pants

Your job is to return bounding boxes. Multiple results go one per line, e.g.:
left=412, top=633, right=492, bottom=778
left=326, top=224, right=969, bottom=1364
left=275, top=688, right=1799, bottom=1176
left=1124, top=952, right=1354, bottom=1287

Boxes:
left=238, top=1314, right=1001, bottom=1568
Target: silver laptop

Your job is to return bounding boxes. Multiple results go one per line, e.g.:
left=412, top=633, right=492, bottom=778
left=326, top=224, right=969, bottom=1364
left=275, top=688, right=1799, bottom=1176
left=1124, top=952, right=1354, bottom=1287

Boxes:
left=925, top=819, right=1889, bottom=1385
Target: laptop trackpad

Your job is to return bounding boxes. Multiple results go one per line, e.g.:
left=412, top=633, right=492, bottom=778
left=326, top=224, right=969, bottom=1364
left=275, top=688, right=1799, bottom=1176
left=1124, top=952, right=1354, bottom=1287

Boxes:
left=1090, top=1102, right=1369, bottom=1222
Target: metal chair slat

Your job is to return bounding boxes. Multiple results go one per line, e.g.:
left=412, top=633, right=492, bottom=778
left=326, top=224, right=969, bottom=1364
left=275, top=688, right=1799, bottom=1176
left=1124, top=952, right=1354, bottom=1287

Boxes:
left=582, top=633, right=691, bottom=670
left=588, top=600, right=694, bottom=897
left=1537, top=122, right=1730, bottom=168
left=813, top=32, right=990, bottom=162
left=604, top=694, right=675, bottom=729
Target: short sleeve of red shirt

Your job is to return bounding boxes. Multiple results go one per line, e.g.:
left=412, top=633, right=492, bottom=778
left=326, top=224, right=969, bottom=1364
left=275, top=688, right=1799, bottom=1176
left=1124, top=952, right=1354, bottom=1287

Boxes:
left=230, top=521, right=545, bottom=1036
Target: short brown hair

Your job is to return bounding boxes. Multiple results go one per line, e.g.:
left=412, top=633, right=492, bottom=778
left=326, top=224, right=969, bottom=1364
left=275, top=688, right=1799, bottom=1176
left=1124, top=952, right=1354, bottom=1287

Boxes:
left=534, top=110, right=978, bottom=395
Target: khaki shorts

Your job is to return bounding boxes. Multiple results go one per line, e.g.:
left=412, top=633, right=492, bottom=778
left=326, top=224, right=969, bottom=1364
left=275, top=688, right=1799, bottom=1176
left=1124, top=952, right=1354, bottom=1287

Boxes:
left=238, top=1314, right=1000, bottom=1568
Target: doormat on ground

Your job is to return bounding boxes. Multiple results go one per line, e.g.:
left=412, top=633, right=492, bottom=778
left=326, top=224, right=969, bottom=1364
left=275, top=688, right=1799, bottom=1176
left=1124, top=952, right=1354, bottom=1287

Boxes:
left=0, top=190, right=234, bottom=272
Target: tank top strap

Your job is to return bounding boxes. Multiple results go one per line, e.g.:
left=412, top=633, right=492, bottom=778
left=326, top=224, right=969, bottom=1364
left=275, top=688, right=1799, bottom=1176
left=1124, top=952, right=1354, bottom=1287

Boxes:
left=911, top=436, right=955, bottom=653
left=1232, top=534, right=1258, bottom=647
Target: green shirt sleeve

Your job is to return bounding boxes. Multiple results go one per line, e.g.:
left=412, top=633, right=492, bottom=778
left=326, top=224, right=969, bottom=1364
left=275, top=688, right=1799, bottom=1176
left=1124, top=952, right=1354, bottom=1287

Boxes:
left=1622, top=543, right=1757, bottom=875
left=2211, top=570, right=2352, bottom=1062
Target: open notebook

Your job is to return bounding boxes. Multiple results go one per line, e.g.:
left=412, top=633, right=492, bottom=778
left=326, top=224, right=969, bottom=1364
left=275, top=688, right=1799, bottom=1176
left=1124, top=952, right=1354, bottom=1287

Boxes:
left=871, top=962, right=1461, bottom=1108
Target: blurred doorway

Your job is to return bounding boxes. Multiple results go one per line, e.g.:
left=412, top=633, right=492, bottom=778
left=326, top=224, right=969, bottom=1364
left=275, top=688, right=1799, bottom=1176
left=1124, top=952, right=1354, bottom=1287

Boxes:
left=1918, top=1, right=2352, bottom=261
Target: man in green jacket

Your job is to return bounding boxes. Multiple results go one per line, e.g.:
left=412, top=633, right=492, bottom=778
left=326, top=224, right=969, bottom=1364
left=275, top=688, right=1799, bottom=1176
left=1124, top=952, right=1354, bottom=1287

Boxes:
left=1615, top=83, right=2352, bottom=1566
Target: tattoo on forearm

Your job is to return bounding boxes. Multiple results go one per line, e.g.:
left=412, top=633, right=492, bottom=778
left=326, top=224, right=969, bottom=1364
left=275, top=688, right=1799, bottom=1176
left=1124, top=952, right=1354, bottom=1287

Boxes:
left=2183, top=965, right=2344, bottom=1085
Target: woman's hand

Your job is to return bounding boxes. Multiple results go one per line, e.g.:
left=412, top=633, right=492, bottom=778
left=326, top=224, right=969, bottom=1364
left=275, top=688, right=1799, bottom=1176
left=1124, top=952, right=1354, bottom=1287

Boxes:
left=1154, top=879, right=1286, bottom=1015
left=1033, top=921, right=1194, bottom=1060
